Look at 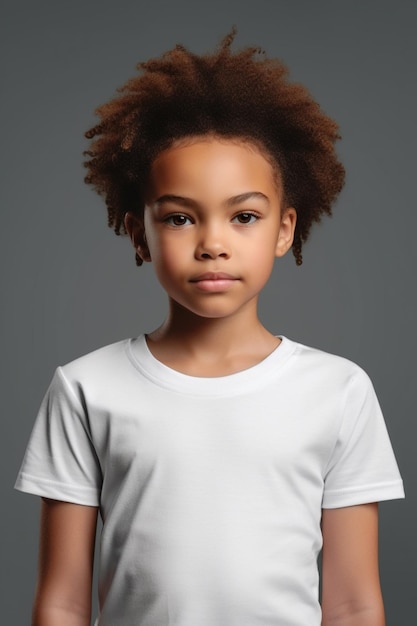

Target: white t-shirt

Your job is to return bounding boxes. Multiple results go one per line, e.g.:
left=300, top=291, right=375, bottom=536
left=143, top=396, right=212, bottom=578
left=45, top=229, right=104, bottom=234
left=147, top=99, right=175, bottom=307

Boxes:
left=15, top=336, right=404, bottom=626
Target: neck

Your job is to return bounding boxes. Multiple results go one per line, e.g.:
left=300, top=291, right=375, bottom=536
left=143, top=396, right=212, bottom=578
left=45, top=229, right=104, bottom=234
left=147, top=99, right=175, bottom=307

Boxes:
left=145, top=299, right=280, bottom=375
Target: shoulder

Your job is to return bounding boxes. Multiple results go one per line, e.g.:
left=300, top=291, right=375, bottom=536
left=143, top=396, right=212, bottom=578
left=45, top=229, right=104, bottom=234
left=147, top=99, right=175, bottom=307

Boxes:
left=281, top=338, right=378, bottom=411
left=285, top=337, right=372, bottom=386
left=57, top=338, right=137, bottom=388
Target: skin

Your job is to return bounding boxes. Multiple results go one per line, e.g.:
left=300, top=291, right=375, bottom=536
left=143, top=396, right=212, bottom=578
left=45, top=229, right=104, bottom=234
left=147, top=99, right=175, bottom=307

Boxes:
left=32, top=499, right=98, bottom=626
left=33, top=137, right=385, bottom=625
left=321, top=503, right=385, bottom=625
left=125, top=136, right=296, bottom=376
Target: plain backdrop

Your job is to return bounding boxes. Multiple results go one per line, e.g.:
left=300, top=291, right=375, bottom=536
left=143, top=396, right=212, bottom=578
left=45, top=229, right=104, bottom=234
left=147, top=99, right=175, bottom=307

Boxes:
left=1, top=1, right=415, bottom=623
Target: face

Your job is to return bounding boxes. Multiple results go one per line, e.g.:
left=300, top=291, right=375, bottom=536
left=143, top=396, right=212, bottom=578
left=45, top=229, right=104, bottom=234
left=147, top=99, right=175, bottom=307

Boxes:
left=125, top=137, right=296, bottom=320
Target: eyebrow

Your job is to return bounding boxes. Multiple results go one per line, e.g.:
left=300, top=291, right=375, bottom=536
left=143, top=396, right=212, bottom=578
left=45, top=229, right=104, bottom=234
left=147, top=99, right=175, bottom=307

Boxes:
left=153, top=191, right=270, bottom=209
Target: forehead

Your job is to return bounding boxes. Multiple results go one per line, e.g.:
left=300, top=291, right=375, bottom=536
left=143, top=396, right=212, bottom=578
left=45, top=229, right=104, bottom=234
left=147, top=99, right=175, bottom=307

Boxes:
left=147, top=137, right=283, bottom=202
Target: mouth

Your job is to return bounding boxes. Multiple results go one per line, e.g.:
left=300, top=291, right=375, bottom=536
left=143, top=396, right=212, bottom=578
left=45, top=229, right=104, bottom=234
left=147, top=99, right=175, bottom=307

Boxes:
left=190, top=272, right=238, bottom=282
left=189, top=272, right=239, bottom=292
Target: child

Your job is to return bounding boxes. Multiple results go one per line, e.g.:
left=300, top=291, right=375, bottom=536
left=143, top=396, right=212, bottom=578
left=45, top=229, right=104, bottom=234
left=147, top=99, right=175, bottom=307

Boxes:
left=15, top=29, right=404, bottom=626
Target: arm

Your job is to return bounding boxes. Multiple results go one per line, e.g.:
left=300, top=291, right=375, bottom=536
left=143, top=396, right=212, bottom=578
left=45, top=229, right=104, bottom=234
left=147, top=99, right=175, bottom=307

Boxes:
left=321, top=503, right=385, bottom=626
left=32, top=498, right=99, bottom=626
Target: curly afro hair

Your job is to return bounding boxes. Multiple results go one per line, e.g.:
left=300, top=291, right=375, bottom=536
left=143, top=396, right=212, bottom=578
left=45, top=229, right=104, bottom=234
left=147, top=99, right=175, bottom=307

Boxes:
left=84, top=28, right=345, bottom=265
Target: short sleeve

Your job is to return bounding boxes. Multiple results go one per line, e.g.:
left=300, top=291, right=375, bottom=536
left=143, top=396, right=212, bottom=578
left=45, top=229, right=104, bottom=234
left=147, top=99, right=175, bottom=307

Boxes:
left=322, top=367, right=405, bottom=508
left=14, top=367, right=102, bottom=506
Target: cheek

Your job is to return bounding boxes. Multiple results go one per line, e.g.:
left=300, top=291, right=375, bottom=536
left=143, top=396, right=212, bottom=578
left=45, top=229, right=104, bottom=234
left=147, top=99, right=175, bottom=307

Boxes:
left=255, top=253, right=276, bottom=284
left=151, top=236, right=189, bottom=272
left=244, top=234, right=279, bottom=274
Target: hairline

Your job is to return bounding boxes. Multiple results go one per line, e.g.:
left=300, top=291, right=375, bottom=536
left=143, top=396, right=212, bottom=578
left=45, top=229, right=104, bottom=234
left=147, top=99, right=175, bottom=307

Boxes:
left=147, top=132, right=287, bottom=212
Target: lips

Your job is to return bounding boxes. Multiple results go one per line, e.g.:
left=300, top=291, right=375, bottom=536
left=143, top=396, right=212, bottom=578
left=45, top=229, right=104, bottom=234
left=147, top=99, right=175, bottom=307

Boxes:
left=189, top=271, right=239, bottom=292
left=190, top=272, right=238, bottom=282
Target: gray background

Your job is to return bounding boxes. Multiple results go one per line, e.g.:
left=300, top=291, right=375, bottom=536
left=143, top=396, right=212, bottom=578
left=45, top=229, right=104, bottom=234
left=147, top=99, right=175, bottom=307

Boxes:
left=1, top=1, right=415, bottom=623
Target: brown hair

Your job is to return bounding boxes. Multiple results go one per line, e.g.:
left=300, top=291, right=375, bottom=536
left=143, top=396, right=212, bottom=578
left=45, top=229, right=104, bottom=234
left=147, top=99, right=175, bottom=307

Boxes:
left=84, top=28, right=345, bottom=265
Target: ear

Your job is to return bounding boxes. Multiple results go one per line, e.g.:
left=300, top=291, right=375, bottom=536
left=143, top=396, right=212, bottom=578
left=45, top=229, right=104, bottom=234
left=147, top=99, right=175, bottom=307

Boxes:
left=275, top=207, right=297, bottom=258
left=124, top=212, right=152, bottom=263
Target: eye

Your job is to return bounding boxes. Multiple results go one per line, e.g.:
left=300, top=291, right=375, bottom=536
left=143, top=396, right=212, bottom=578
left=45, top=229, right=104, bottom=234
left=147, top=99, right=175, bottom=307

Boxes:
left=164, top=214, right=192, bottom=226
left=232, top=212, right=259, bottom=225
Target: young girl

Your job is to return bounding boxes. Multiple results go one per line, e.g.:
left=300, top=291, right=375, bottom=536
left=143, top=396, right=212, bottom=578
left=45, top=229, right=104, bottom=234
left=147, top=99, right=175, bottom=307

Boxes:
left=15, top=30, right=404, bottom=626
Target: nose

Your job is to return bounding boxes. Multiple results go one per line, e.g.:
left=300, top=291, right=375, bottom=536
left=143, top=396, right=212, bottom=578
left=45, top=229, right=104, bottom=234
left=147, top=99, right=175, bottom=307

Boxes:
left=194, top=224, right=231, bottom=260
